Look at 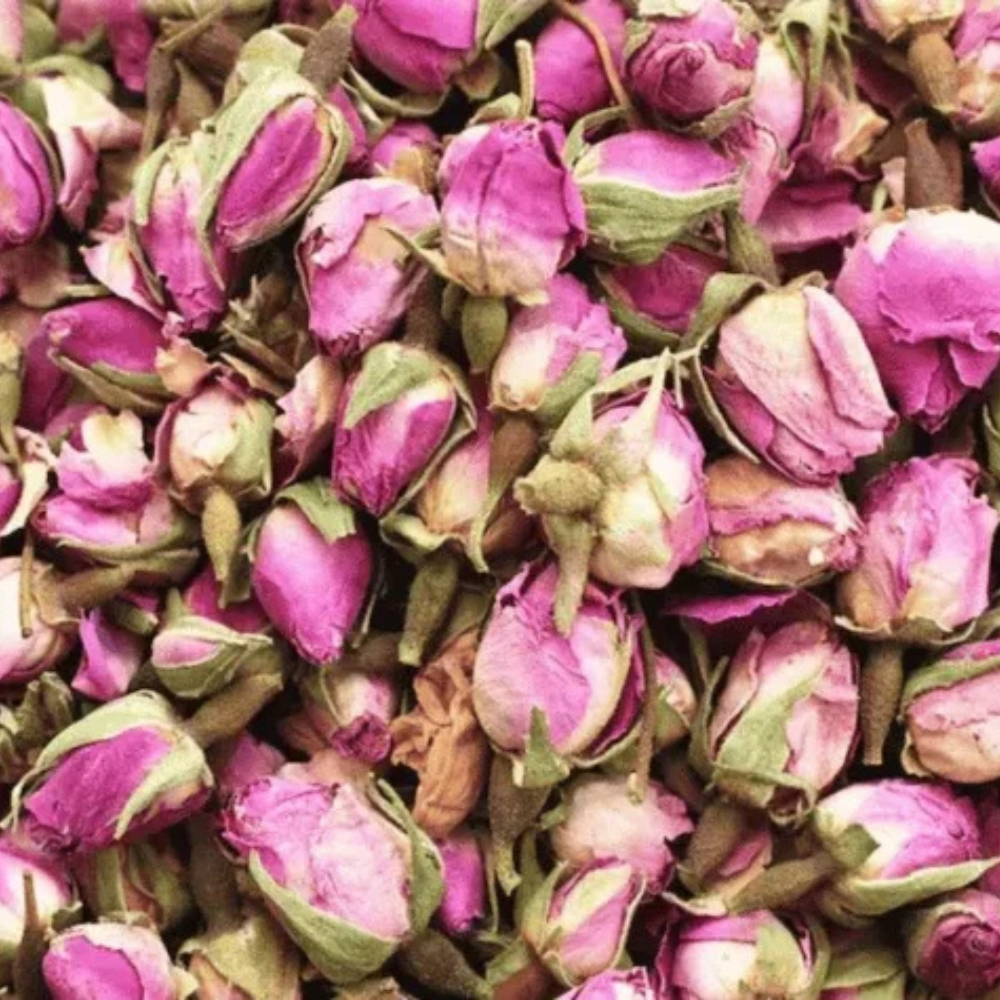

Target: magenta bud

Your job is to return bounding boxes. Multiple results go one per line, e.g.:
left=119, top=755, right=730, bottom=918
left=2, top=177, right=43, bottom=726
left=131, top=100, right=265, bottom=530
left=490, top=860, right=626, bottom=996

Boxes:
left=370, top=121, right=441, bottom=192
left=56, top=0, right=155, bottom=92
left=0, top=100, right=56, bottom=252
left=434, top=827, right=488, bottom=937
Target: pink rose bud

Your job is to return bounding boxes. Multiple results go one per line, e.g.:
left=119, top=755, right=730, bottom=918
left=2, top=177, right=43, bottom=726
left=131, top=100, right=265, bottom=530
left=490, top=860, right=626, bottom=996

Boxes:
left=15, top=690, right=212, bottom=855
left=668, top=911, right=825, bottom=998
left=203, top=69, right=350, bottom=251
left=275, top=355, right=343, bottom=487
left=370, top=121, right=441, bottom=193
left=298, top=177, right=439, bottom=356
left=56, top=0, right=155, bottom=92
left=523, top=861, right=644, bottom=987
left=333, top=341, right=469, bottom=516
left=901, top=640, right=1000, bottom=783
left=957, top=4, right=1000, bottom=134
left=572, top=130, right=738, bottom=263
left=710, top=285, right=896, bottom=484
left=0, top=0, right=22, bottom=63
left=835, top=209, right=1000, bottom=431
left=251, top=480, right=373, bottom=665
left=472, top=562, right=634, bottom=770
left=434, top=827, right=488, bottom=936
left=43, top=923, right=188, bottom=1000
left=489, top=274, right=626, bottom=425
left=440, top=120, right=586, bottom=298
left=625, top=0, right=759, bottom=125
left=550, top=773, right=692, bottom=893
left=72, top=837, right=192, bottom=932
left=837, top=457, right=999, bottom=638
left=157, top=372, right=275, bottom=508
left=705, top=455, right=862, bottom=586
left=348, top=0, right=478, bottom=93
left=704, top=621, right=859, bottom=818
left=133, top=135, right=239, bottom=333
left=751, top=34, right=807, bottom=154
left=557, top=968, right=658, bottom=1000
left=222, top=771, right=443, bottom=984
left=812, top=779, right=991, bottom=923
left=73, top=606, right=146, bottom=702
left=330, top=85, right=369, bottom=176
left=182, top=566, right=269, bottom=634
left=905, top=890, right=1000, bottom=998
left=210, top=733, right=286, bottom=804
left=597, top=245, right=725, bottom=344
left=535, top=0, right=628, bottom=124
left=0, top=100, right=56, bottom=252
left=0, top=556, right=73, bottom=685
left=854, top=0, right=962, bottom=39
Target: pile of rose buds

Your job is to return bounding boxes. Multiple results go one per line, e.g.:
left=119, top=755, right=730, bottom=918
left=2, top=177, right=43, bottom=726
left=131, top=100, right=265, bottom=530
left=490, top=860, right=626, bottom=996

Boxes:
left=8, top=0, right=1000, bottom=998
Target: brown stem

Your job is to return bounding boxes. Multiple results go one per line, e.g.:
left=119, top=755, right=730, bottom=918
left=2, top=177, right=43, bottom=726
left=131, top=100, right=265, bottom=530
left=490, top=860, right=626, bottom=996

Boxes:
left=187, top=813, right=241, bottom=930
left=729, top=853, right=840, bottom=914
left=860, top=642, right=904, bottom=767
left=628, top=595, right=658, bottom=803
left=685, top=798, right=750, bottom=883
left=140, top=48, right=180, bottom=160
left=12, top=874, right=45, bottom=1000
left=907, top=30, right=959, bottom=112
left=398, top=548, right=461, bottom=667
left=904, top=118, right=963, bottom=209
left=185, top=672, right=283, bottom=748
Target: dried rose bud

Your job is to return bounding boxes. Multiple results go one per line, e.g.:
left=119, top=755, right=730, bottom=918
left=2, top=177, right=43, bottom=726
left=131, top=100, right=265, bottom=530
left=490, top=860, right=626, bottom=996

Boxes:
left=434, top=827, right=488, bottom=937
left=835, top=209, right=1000, bottom=431
left=535, top=0, right=628, bottom=124
left=522, top=861, right=644, bottom=987
left=557, top=969, right=658, bottom=1000
left=43, top=923, right=192, bottom=1000
left=954, top=4, right=1000, bottom=134
left=250, top=480, right=373, bottom=665
left=751, top=34, right=807, bottom=154
left=370, top=122, right=441, bottom=193
left=703, top=621, right=859, bottom=819
left=901, top=640, right=1000, bottom=783
left=333, top=341, right=472, bottom=516
left=210, top=732, right=286, bottom=804
left=56, top=0, right=155, bottom=92
left=905, top=890, right=1000, bottom=998
left=0, top=99, right=56, bottom=252
left=667, top=911, right=826, bottom=998
left=550, top=773, right=692, bottom=893
left=854, top=0, right=962, bottom=40
left=571, top=130, right=738, bottom=263
left=709, top=285, right=895, bottom=484
left=838, top=457, right=999, bottom=640
left=489, top=274, right=626, bottom=426
left=14, top=690, right=213, bottom=855
left=440, top=120, right=586, bottom=298
left=73, top=605, right=147, bottom=702
left=222, top=772, right=443, bottom=984
left=275, top=355, right=343, bottom=487
left=133, top=134, right=240, bottom=333
left=812, top=779, right=991, bottom=924
left=297, top=178, right=439, bottom=356
left=705, top=455, right=862, bottom=587
left=625, top=0, right=759, bottom=125
left=391, top=629, right=490, bottom=838
left=348, top=0, right=477, bottom=93
left=201, top=68, right=349, bottom=250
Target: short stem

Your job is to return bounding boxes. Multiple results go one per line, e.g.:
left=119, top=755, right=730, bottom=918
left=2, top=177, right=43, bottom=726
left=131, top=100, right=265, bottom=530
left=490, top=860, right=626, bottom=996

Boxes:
left=140, top=48, right=180, bottom=160
left=19, top=533, right=33, bottom=640
left=515, top=39, right=535, bottom=120
left=398, top=548, right=461, bottom=667
left=488, top=755, right=550, bottom=894
left=185, top=672, right=283, bottom=748
left=396, top=930, right=492, bottom=1000
left=187, top=813, right=241, bottom=929
left=904, top=117, right=963, bottom=209
left=158, top=0, right=232, bottom=54
left=56, top=565, right=137, bottom=614
left=12, top=873, right=45, bottom=1000
left=729, top=853, right=840, bottom=914
left=202, top=486, right=242, bottom=588
left=907, top=29, right=959, bottom=112
left=627, top=596, right=658, bottom=804
left=685, top=797, right=750, bottom=882
left=402, top=276, right=444, bottom=351
left=860, top=641, right=905, bottom=767
left=659, top=747, right=705, bottom=812
left=299, top=6, right=357, bottom=92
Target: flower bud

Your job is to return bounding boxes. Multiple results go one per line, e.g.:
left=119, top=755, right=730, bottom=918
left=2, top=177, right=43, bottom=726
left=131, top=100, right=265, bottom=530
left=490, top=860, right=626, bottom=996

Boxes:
left=472, top=563, right=634, bottom=782
left=202, top=69, right=349, bottom=250
left=535, top=0, right=628, bottom=124
left=625, top=0, right=759, bottom=125
left=210, top=733, right=286, bottom=806
left=434, top=827, right=488, bottom=937
left=571, top=130, right=738, bottom=264
left=370, top=122, right=441, bottom=193
left=854, top=0, right=962, bottom=41
left=14, top=690, right=213, bottom=854
left=705, top=456, right=862, bottom=587
left=348, top=0, right=477, bottom=93
left=275, top=355, right=343, bottom=486
left=550, top=773, right=692, bottom=893
left=56, top=0, right=155, bottom=92
left=0, top=100, right=56, bottom=252
left=73, top=837, right=193, bottom=932
left=222, top=772, right=443, bottom=984
left=440, top=120, right=586, bottom=298
left=43, top=922, right=191, bottom=1000
left=133, top=134, right=239, bottom=333
left=837, top=457, right=998, bottom=640
left=835, top=209, right=1000, bottom=431
left=523, top=861, right=644, bottom=987
left=710, top=285, right=895, bottom=484
left=812, top=779, right=991, bottom=924
left=298, top=178, right=439, bottom=356
left=250, top=480, right=373, bottom=665
left=751, top=34, right=806, bottom=154
left=157, top=372, right=275, bottom=509
left=333, top=341, right=471, bottom=516
left=489, top=274, right=625, bottom=425
left=557, top=968, right=657, bottom=1000
left=901, top=640, right=1000, bottom=782
left=391, top=629, right=491, bottom=838
left=954, top=4, right=1000, bottom=135
left=704, top=621, right=859, bottom=819
left=0, top=837, right=78, bottom=981
left=74, top=606, right=147, bottom=702
left=904, top=890, right=1000, bottom=998
left=0, top=556, right=73, bottom=685
left=667, top=911, right=826, bottom=998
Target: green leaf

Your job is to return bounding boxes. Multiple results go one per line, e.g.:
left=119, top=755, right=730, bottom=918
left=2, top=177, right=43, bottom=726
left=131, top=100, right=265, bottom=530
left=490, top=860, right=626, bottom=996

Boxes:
left=344, top=343, right=446, bottom=429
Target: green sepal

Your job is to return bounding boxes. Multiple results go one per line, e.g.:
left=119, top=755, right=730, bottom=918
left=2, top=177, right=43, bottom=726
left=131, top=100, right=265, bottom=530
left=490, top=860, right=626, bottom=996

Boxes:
left=902, top=648, right=1000, bottom=708
left=269, top=478, right=359, bottom=545
left=823, top=943, right=906, bottom=999
left=778, top=0, right=832, bottom=119
left=533, top=352, right=604, bottom=429
left=50, top=355, right=172, bottom=416
left=476, top=0, right=550, bottom=49
left=22, top=4, right=59, bottom=63
left=346, top=66, right=448, bottom=119
left=484, top=937, right=537, bottom=991
left=510, top=709, right=571, bottom=790
left=142, top=0, right=272, bottom=15
left=594, top=265, right=684, bottom=355
left=754, top=913, right=829, bottom=1000
left=461, top=296, right=508, bottom=374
